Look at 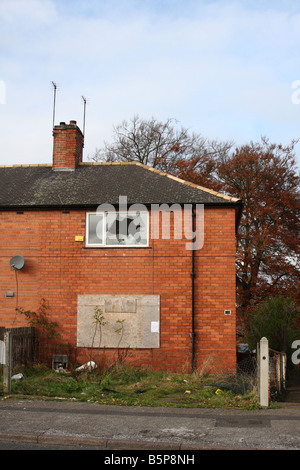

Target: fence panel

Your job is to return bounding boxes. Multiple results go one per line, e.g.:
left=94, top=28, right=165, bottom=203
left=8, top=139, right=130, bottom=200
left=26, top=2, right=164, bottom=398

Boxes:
left=269, top=349, right=287, bottom=399
left=0, top=327, right=36, bottom=368
left=1, top=327, right=37, bottom=394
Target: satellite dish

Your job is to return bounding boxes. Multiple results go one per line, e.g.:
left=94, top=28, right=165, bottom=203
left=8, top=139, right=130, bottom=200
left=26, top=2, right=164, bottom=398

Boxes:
left=10, top=255, right=25, bottom=270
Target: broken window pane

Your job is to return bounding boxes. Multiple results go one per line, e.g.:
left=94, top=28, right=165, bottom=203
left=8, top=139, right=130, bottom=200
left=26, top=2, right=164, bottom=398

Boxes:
left=87, top=213, right=104, bottom=245
left=106, top=212, right=148, bottom=246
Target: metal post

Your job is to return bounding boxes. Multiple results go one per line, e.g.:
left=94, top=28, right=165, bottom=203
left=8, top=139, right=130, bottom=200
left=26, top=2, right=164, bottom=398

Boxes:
left=3, top=331, right=12, bottom=394
left=281, top=353, right=287, bottom=390
left=277, top=353, right=281, bottom=393
left=274, top=352, right=278, bottom=394
left=259, top=337, right=269, bottom=408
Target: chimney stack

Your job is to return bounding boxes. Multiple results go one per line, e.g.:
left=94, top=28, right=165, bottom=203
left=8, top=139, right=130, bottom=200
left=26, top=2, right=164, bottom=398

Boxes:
left=52, top=120, right=84, bottom=170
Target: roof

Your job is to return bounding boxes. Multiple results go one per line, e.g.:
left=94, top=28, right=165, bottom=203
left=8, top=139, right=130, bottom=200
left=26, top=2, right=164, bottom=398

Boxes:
left=0, top=162, right=242, bottom=210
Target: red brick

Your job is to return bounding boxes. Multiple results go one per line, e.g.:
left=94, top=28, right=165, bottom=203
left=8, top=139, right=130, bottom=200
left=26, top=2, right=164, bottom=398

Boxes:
left=0, top=206, right=237, bottom=373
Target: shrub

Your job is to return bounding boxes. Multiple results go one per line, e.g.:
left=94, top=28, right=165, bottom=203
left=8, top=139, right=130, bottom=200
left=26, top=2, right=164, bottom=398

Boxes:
left=246, top=296, right=300, bottom=359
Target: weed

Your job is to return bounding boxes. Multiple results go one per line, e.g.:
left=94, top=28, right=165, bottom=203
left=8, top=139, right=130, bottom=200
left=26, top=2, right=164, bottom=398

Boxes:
left=0, top=364, right=260, bottom=409
left=16, top=299, right=60, bottom=340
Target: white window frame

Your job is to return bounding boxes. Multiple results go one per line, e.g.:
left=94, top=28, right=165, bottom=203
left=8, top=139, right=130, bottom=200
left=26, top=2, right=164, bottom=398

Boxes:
left=85, top=211, right=149, bottom=248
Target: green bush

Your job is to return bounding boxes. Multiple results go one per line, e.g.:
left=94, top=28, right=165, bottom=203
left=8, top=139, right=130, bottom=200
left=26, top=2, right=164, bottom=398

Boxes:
left=246, top=296, right=300, bottom=359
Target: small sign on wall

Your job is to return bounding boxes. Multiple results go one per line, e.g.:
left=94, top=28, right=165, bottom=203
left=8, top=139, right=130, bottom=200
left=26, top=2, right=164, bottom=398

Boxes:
left=5, top=291, right=14, bottom=298
left=151, top=321, right=159, bottom=333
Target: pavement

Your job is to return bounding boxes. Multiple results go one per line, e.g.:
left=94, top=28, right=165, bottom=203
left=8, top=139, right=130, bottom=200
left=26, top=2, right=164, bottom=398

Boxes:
left=0, top=370, right=300, bottom=451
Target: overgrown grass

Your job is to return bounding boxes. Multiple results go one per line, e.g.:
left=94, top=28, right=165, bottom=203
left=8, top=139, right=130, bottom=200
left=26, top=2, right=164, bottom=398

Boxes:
left=0, top=363, right=260, bottom=409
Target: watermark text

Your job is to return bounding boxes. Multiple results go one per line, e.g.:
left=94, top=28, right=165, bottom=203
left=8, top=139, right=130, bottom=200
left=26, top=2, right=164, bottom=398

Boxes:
left=95, top=196, right=204, bottom=251
left=291, top=80, right=300, bottom=104
left=291, top=340, right=300, bottom=365
left=0, top=80, right=5, bottom=104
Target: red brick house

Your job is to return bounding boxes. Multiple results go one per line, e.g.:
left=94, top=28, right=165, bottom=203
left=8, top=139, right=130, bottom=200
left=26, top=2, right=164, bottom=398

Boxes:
left=0, top=120, right=243, bottom=373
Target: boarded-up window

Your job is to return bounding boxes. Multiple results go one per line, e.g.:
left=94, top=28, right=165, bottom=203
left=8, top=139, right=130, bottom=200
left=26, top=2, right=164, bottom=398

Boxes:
left=77, top=295, right=160, bottom=349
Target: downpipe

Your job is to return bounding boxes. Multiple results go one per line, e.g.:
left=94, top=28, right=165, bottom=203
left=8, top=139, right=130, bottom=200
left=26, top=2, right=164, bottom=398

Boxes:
left=191, top=206, right=196, bottom=373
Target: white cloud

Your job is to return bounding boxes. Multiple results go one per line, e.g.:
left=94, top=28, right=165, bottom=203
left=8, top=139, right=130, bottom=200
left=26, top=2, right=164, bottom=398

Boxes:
left=0, top=0, right=56, bottom=22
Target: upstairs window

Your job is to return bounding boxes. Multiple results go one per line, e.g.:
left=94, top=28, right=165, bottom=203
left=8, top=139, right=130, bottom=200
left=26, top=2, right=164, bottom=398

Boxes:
left=86, top=211, right=149, bottom=247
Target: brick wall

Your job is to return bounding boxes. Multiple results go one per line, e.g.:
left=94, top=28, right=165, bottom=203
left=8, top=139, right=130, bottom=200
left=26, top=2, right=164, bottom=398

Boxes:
left=0, top=206, right=237, bottom=373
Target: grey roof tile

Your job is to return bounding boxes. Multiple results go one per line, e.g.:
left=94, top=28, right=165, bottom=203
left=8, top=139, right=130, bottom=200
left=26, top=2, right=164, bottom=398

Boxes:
left=0, top=162, right=242, bottom=209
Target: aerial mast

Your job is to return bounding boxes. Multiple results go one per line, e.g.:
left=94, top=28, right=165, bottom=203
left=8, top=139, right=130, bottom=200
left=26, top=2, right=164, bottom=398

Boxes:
left=82, top=95, right=87, bottom=136
left=51, top=81, right=57, bottom=128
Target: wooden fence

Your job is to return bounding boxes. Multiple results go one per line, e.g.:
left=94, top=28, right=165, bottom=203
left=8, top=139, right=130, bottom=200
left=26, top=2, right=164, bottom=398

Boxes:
left=0, top=327, right=37, bottom=393
left=0, top=327, right=37, bottom=369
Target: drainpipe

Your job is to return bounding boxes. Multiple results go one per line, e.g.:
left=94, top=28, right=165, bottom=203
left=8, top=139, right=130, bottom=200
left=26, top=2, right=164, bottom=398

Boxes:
left=191, top=205, right=196, bottom=372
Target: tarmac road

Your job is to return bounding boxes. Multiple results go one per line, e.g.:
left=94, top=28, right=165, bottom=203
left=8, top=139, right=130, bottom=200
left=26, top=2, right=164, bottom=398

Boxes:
left=0, top=398, right=300, bottom=451
left=1, top=370, right=300, bottom=452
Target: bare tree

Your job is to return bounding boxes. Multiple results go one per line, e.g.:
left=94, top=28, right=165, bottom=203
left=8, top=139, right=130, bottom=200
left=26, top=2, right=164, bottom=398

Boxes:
left=89, top=115, right=232, bottom=172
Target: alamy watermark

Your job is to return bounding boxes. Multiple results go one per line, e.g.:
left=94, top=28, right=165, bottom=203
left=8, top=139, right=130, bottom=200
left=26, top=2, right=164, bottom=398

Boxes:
left=0, top=80, right=5, bottom=104
left=95, top=196, right=204, bottom=251
left=291, top=340, right=300, bottom=365
left=291, top=80, right=300, bottom=104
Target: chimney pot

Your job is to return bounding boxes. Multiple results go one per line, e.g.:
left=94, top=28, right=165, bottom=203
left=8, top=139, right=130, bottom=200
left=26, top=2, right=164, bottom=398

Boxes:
left=70, top=120, right=77, bottom=126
